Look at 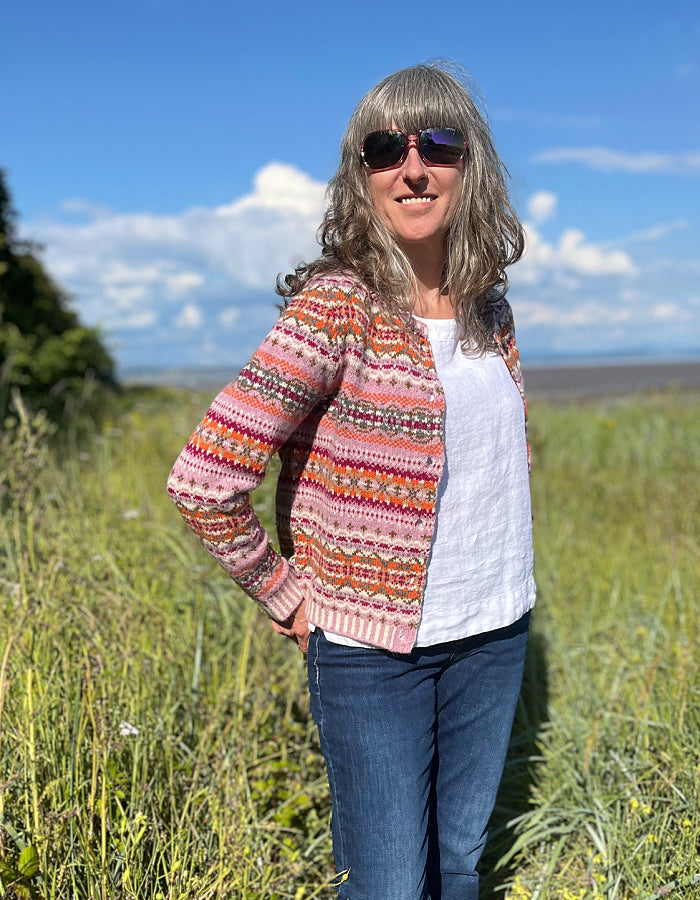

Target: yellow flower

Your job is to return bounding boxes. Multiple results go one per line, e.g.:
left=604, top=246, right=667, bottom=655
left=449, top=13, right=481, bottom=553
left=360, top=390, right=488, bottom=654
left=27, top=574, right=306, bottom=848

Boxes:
left=646, top=833, right=658, bottom=844
left=642, top=803, right=652, bottom=815
left=630, top=798, right=640, bottom=811
left=507, top=875, right=533, bottom=900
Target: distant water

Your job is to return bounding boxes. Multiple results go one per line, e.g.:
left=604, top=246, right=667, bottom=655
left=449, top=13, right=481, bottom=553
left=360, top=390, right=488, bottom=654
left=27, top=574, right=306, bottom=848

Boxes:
left=121, top=356, right=700, bottom=396
left=122, top=366, right=242, bottom=391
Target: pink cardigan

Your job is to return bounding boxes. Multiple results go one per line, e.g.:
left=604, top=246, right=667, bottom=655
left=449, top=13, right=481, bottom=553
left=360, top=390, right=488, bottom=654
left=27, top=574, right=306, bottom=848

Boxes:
left=167, top=273, right=527, bottom=653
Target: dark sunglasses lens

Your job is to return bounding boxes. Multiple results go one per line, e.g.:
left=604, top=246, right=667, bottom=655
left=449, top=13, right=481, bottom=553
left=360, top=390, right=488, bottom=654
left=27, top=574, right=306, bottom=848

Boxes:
left=419, top=128, right=465, bottom=164
left=362, top=131, right=406, bottom=169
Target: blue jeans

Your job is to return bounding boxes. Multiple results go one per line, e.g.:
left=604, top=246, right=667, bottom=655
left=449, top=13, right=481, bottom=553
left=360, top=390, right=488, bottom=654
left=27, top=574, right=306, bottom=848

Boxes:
left=307, top=613, right=529, bottom=900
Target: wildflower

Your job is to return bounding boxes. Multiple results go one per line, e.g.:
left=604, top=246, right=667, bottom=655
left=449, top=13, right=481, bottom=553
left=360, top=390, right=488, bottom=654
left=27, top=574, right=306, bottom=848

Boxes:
left=642, top=803, right=652, bottom=815
left=119, top=721, right=139, bottom=737
left=682, top=818, right=692, bottom=833
left=507, top=875, right=533, bottom=900
left=646, top=833, right=658, bottom=844
left=630, top=798, right=640, bottom=811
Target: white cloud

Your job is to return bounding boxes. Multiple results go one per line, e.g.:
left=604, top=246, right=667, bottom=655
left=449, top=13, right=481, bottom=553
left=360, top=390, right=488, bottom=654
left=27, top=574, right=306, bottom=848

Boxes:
left=533, top=146, right=700, bottom=174
left=650, top=302, right=680, bottom=321
left=557, top=230, right=635, bottom=275
left=175, top=303, right=203, bottom=329
left=221, top=163, right=326, bottom=217
left=527, top=191, right=557, bottom=225
left=61, top=198, right=113, bottom=218
left=166, top=272, right=205, bottom=295
left=218, top=307, right=241, bottom=330
left=21, top=163, right=699, bottom=368
left=26, top=162, right=327, bottom=339
left=516, top=299, right=633, bottom=328
left=100, top=260, right=203, bottom=295
left=105, top=284, right=148, bottom=306
left=618, top=219, right=690, bottom=245
left=119, top=310, right=158, bottom=330
left=516, top=221, right=636, bottom=283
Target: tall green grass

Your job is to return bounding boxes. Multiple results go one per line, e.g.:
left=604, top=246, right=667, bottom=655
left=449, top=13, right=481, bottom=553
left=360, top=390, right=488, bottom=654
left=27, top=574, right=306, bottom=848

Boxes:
left=0, top=392, right=331, bottom=899
left=498, top=391, right=700, bottom=899
left=0, top=386, right=698, bottom=898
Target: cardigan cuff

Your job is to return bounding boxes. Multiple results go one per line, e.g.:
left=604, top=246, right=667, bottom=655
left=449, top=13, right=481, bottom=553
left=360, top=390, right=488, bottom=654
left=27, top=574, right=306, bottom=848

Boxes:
left=262, top=563, right=306, bottom=624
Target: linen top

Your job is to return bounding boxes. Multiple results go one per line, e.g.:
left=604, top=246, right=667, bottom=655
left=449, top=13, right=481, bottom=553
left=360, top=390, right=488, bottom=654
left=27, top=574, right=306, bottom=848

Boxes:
left=167, top=272, right=530, bottom=653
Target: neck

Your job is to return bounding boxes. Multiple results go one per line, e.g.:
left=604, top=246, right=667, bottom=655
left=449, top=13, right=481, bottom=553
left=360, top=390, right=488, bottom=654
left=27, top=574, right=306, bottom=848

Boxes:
left=402, top=240, right=453, bottom=319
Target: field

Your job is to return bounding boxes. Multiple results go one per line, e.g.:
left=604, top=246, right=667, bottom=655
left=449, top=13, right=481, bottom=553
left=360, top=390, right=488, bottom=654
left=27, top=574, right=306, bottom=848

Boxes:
left=0, top=385, right=698, bottom=899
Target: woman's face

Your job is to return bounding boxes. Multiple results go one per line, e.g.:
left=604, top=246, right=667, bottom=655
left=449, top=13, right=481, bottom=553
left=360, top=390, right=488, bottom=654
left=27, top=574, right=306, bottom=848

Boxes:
left=366, top=126, right=464, bottom=256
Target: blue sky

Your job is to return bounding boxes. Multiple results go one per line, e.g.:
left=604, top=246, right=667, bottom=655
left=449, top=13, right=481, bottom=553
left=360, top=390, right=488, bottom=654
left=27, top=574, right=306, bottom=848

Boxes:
left=3, top=0, right=699, bottom=373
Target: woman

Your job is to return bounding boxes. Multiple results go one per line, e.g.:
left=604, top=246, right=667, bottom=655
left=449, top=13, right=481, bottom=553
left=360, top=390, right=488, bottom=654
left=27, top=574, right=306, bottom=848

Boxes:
left=168, top=62, right=535, bottom=900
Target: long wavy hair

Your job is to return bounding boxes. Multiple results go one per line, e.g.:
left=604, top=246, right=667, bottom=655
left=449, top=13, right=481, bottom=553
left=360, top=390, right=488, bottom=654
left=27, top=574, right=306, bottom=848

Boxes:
left=277, top=62, right=524, bottom=351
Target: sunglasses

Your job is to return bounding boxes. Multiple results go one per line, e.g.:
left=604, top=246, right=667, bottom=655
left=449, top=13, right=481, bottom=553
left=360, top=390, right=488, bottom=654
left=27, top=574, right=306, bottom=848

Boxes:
left=360, top=127, right=467, bottom=171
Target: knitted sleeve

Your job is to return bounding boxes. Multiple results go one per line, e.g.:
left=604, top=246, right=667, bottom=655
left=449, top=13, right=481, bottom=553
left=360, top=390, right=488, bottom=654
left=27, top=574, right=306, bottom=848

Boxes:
left=166, top=277, right=363, bottom=622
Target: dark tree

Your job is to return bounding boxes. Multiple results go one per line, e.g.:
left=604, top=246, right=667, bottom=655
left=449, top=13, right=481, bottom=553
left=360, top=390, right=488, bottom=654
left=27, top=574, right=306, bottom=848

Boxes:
left=0, top=169, right=116, bottom=422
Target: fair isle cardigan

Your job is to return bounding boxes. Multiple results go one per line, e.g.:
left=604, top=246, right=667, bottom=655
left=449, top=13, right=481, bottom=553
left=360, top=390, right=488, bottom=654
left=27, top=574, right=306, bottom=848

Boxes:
left=167, top=272, right=528, bottom=654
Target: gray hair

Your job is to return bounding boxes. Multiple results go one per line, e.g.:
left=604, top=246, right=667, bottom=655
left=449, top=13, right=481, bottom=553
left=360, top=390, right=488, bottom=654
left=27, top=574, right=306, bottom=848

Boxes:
left=278, top=62, right=524, bottom=351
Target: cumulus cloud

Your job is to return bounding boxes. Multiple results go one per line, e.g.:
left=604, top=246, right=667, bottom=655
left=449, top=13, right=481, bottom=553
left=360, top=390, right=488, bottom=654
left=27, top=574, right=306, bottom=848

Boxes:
left=650, top=302, right=683, bottom=321
left=526, top=191, right=557, bottom=225
left=20, top=170, right=699, bottom=368
left=620, top=219, right=690, bottom=245
left=533, top=146, right=700, bottom=174
left=516, top=206, right=637, bottom=283
left=221, top=164, right=326, bottom=217
left=504, top=193, right=700, bottom=359
left=218, top=307, right=241, bottom=330
left=556, top=230, right=636, bottom=275
left=516, top=299, right=634, bottom=328
left=25, top=162, right=327, bottom=350
left=175, top=303, right=203, bottom=329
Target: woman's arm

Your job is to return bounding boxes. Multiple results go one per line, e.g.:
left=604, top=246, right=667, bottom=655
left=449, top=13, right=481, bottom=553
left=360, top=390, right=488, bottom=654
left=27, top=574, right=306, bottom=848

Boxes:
left=167, top=280, right=360, bottom=623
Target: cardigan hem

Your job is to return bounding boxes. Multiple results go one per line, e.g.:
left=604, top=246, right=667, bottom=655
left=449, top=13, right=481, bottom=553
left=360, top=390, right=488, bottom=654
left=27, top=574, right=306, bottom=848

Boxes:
left=306, top=597, right=420, bottom=655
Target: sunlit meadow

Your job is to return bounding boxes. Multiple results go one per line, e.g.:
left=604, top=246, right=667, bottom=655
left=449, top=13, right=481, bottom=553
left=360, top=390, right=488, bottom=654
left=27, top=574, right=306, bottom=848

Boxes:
left=0, top=384, right=698, bottom=898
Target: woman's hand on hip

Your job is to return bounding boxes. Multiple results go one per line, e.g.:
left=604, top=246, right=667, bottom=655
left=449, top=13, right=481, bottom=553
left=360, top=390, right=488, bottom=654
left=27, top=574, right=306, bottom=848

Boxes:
left=271, top=599, right=310, bottom=653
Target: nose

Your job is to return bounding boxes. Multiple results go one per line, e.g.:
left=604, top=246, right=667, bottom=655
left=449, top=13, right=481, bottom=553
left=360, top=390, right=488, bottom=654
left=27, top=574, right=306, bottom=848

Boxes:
left=402, top=136, right=428, bottom=181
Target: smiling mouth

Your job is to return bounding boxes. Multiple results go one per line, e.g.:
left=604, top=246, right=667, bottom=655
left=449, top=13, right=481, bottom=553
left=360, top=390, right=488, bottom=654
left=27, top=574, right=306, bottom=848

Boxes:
left=398, top=196, right=436, bottom=205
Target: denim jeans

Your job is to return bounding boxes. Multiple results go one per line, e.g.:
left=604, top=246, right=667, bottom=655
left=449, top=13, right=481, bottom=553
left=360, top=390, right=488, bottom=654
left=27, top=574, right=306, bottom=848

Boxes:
left=307, top=613, right=529, bottom=900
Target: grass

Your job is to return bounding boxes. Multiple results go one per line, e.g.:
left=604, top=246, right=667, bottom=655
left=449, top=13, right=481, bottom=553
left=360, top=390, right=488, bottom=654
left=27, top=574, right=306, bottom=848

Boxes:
left=0, top=384, right=698, bottom=898
left=493, top=391, right=700, bottom=899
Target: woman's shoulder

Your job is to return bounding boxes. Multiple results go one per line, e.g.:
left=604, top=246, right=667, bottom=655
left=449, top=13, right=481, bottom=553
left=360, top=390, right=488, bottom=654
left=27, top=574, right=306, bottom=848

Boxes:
left=305, top=268, right=371, bottom=301
left=285, top=269, right=373, bottom=327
